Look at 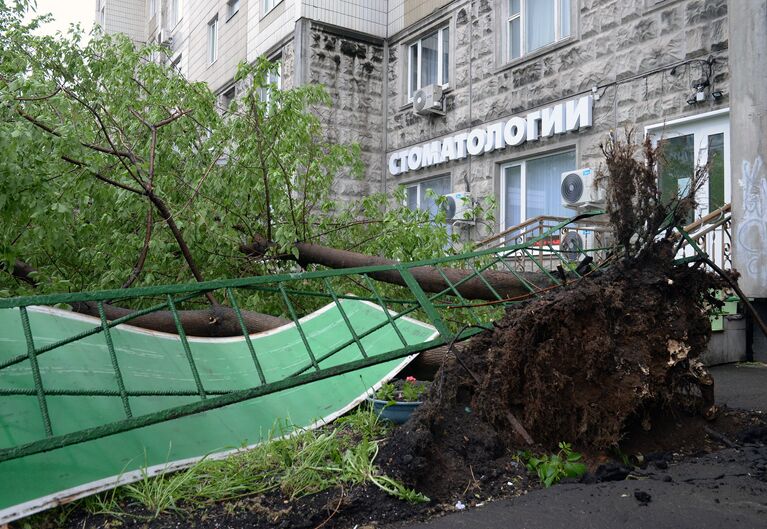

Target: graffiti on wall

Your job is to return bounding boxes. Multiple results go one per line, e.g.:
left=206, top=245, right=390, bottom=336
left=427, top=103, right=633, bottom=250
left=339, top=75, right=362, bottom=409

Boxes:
left=738, top=156, right=767, bottom=289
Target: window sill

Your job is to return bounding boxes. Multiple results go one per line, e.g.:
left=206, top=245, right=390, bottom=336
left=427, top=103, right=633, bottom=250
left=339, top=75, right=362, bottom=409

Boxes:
left=643, top=0, right=682, bottom=15
left=225, top=10, right=239, bottom=22
left=169, top=17, right=183, bottom=31
left=260, top=0, right=284, bottom=22
left=494, top=37, right=576, bottom=75
left=399, top=86, right=452, bottom=112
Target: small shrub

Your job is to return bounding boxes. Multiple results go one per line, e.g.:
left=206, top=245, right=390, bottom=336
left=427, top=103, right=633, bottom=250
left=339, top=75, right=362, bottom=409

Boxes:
left=522, top=442, right=587, bottom=488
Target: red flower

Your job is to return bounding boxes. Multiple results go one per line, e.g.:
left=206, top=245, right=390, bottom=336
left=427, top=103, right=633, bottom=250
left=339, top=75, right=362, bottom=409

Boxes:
left=406, top=376, right=417, bottom=383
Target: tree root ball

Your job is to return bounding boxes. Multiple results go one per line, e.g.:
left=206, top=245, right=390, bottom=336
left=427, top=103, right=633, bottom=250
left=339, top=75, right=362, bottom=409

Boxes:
left=381, top=241, right=727, bottom=500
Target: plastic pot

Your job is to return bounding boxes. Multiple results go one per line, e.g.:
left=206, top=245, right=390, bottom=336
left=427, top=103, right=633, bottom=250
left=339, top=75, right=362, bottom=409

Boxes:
left=367, top=398, right=422, bottom=424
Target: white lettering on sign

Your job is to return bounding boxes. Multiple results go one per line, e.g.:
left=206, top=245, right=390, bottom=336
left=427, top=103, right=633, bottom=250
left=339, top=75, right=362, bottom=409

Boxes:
left=388, top=95, right=593, bottom=175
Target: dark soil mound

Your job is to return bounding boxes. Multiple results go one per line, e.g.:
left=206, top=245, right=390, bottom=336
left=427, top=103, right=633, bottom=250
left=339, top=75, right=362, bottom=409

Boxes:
left=380, top=241, right=727, bottom=501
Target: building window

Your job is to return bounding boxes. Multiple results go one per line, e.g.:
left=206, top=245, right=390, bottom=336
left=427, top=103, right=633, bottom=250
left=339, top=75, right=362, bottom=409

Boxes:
left=406, top=175, right=451, bottom=215
left=170, top=0, right=182, bottom=27
left=171, top=54, right=183, bottom=76
left=149, top=0, right=156, bottom=17
left=208, top=16, right=218, bottom=64
left=259, top=60, right=281, bottom=104
left=501, top=150, right=575, bottom=230
left=99, top=4, right=106, bottom=26
left=227, top=0, right=240, bottom=20
left=507, top=0, right=572, bottom=61
left=221, top=86, right=236, bottom=111
left=264, top=0, right=280, bottom=15
left=407, top=26, right=449, bottom=99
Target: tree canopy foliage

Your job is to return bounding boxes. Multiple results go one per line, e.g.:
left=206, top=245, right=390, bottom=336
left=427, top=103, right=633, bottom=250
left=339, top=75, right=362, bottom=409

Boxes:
left=0, top=0, right=475, bottom=307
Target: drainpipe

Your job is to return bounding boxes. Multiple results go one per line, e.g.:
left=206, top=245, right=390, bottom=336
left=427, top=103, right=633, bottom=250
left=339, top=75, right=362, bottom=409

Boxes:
left=382, top=36, right=389, bottom=197
left=466, top=0, right=474, bottom=241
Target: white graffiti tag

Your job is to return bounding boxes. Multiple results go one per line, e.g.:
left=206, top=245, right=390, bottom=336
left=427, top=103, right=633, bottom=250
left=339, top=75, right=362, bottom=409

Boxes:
left=737, top=156, right=767, bottom=285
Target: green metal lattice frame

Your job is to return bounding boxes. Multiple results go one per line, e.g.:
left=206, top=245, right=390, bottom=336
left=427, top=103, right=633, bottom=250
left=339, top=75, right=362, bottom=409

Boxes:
left=0, top=212, right=611, bottom=464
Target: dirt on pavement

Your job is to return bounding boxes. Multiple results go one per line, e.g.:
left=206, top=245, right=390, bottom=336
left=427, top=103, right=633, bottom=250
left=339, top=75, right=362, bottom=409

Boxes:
left=379, top=240, right=728, bottom=502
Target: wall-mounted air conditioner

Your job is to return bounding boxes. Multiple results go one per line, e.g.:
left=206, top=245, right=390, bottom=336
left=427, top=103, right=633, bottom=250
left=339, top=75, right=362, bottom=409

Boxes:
left=159, top=29, right=173, bottom=47
left=443, top=192, right=472, bottom=222
left=560, top=229, right=597, bottom=262
left=413, top=84, right=445, bottom=116
left=560, top=168, right=604, bottom=209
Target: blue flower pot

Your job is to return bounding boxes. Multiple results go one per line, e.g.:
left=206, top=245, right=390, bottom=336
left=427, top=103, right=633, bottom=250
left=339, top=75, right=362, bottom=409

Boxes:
left=367, top=398, right=422, bottom=425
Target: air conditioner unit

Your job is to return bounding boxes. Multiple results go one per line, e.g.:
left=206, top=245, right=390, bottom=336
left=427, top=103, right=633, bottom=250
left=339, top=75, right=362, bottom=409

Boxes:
left=560, top=228, right=598, bottom=262
left=443, top=192, right=472, bottom=222
left=159, top=29, right=173, bottom=47
left=560, top=168, right=604, bottom=209
left=413, top=84, right=445, bottom=116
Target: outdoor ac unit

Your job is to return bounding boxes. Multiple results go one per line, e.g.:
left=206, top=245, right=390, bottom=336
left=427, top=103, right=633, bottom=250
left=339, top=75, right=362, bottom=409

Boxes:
left=159, top=29, right=173, bottom=47
left=560, top=229, right=597, bottom=262
left=560, top=168, right=604, bottom=208
left=413, top=84, right=445, bottom=116
left=443, top=192, right=472, bottom=221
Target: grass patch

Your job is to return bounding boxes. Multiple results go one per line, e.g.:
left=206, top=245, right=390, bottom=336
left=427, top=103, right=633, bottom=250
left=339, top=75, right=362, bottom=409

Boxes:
left=24, top=406, right=426, bottom=526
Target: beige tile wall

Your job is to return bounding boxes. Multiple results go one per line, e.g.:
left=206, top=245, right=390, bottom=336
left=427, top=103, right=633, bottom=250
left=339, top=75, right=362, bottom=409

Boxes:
left=100, top=0, right=147, bottom=44
left=388, top=0, right=453, bottom=36
left=184, top=0, right=248, bottom=92
left=302, top=0, right=388, bottom=37
left=248, top=0, right=298, bottom=60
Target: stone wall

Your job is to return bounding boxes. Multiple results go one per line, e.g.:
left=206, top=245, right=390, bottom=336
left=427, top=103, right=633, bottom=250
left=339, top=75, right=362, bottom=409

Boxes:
left=385, top=0, right=730, bottom=234
left=307, top=24, right=387, bottom=201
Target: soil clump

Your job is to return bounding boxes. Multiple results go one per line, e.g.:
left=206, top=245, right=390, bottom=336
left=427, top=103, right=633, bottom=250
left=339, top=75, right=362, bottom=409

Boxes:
left=380, top=240, right=728, bottom=502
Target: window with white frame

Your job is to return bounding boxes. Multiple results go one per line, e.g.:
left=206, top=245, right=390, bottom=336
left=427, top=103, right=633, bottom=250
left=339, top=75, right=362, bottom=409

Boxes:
left=407, top=26, right=449, bottom=99
left=208, top=16, right=218, bottom=64
left=406, top=175, right=451, bottom=215
left=501, top=150, right=575, bottom=230
left=227, top=0, right=240, bottom=20
left=259, top=60, right=282, bottom=104
left=221, top=86, right=236, bottom=111
left=149, top=0, right=156, bottom=17
left=171, top=53, right=183, bottom=75
left=99, top=2, right=106, bottom=26
left=507, top=0, right=572, bottom=62
left=170, top=0, right=182, bottom=27
left=264, top=0, right=280, bottom=15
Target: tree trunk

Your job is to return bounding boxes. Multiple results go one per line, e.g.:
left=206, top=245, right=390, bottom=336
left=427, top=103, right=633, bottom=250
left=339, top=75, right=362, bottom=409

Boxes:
left=8, top=260, right=290, bottom=337
left=240, top=237, right=551, bottom=301
left=73, top=302, right=291, bottom=337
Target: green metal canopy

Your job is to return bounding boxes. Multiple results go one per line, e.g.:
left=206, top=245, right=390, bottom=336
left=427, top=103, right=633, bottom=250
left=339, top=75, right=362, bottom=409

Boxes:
left=0, top=300, right=437, bottom=523
left=0, top=212, right=616, bottom=524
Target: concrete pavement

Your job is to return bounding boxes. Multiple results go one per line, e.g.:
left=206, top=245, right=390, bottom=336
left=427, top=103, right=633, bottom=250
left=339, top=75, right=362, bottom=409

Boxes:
left=396, top=363, right=767, bottom=529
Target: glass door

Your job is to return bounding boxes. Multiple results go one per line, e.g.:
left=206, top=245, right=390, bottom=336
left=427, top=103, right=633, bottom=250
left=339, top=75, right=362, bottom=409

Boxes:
left=646, top=111, right=730, bottom=267
left=647, top=111, right=730, bottom=219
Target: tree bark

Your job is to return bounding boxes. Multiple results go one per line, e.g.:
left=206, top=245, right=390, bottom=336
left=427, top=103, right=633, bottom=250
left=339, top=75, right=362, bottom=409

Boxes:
left=72, top=301, right=291, bottom=337
left=6, top=259, right=290, bottom=337
left=240, top=237, right=552, bottom=301
left=9, top=260, right=38, bottom=286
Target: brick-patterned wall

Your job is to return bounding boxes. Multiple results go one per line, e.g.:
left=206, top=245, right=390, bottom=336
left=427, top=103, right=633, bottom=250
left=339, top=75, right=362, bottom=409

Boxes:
left=302, top=0, right=388, bottom=38
left=388, top=0, right=454, bottom=35
left=186, top=0, right=249, bottom=92
left=103, top=0, right=146, bottom=44
left=385, top=0, right=730, bottom=233
left=308, top=24, right=386, bottom=200
left=247, top=0, right=298, bottom=60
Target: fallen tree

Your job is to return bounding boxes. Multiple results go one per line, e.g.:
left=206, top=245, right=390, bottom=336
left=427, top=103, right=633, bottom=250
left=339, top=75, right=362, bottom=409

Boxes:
left=382, top=238, right=725, bottom=501
left=240, top=236, right=552, bottom=301
left=2, top=6, right=497, bottom=337
left=380, top=133, right=729, bottom=501
left=72, top=301, right=291, bottom=336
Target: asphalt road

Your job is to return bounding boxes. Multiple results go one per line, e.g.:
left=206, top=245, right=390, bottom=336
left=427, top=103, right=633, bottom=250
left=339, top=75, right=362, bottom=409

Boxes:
left=397, top=363, right=767, bottom=529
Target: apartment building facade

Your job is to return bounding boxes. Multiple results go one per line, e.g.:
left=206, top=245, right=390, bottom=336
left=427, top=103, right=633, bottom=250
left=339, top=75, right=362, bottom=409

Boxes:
left=96, top=0, right=766, bottom=307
